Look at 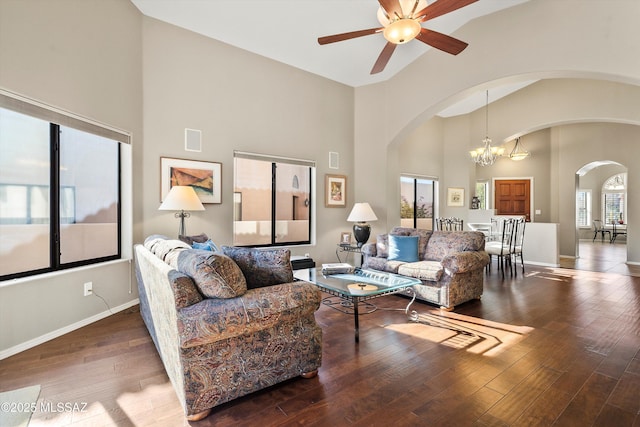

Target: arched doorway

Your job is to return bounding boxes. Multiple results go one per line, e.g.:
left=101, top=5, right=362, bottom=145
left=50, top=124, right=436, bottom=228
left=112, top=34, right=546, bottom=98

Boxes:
left=574, top=161, right=628, bottom=272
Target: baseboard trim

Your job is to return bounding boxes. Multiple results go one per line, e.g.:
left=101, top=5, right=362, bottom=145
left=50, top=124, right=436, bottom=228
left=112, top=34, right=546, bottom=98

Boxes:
left=0, top=299, right=139, bottom=361
left=523, top=260, right=561, bottom=268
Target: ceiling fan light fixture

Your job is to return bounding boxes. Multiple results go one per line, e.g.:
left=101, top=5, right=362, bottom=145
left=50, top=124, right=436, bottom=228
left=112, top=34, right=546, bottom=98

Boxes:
left=383, top=19, right=421, bottom=44
left=377, top=0, right=428, bottom=26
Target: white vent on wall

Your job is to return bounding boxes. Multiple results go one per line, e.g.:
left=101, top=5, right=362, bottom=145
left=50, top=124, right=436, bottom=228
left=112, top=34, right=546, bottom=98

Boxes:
left=185, top=128, right=202, bottom=152
left=329, top=151, right=339, bottom=169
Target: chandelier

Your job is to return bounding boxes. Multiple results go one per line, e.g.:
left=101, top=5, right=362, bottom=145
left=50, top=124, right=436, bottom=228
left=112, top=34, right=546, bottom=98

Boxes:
left=509, top=137, right=530, bottom=161
left=469, top=91, right=504, bottom=166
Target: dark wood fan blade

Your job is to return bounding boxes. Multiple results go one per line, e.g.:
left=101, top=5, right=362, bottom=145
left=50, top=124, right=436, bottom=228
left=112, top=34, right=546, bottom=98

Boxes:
left=415, top=0, right=479, bottom=22
left=318, top=28, right=383, bottom=45
left=378, top=0, right=403, bottom=19
left=416, top=28, right=468, bottom=55
left=371, top=42, right=397, bottom=74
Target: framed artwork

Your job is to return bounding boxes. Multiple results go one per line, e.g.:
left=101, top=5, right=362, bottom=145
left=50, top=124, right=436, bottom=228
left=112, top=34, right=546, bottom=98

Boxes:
left=340, top=231, right=352, bottom=245
left=325, top=174, right=347, bottom=208
left=447, top=187, right=465, bottom=207
left=161, top=157, right=222, bottom=204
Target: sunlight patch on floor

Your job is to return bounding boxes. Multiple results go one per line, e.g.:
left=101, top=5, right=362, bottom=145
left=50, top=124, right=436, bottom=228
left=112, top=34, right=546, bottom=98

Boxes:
left=385, top=309, right=533, bottom=357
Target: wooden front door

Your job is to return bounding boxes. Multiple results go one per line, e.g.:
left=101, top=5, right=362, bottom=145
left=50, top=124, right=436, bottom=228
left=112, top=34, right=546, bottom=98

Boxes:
left=495, top=179, right=531, bottom=221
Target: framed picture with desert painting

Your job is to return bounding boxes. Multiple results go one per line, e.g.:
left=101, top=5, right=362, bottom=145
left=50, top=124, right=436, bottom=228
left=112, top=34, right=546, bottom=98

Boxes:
left=161, top=157, right=222, bottom=204
left=325, top=174, right=347, bottom=208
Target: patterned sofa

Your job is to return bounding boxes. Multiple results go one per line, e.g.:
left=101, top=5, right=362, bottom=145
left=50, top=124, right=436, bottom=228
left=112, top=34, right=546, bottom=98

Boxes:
left=134, top=236, right=322, bottom=421
left=361, top=227, right=489, bottom=310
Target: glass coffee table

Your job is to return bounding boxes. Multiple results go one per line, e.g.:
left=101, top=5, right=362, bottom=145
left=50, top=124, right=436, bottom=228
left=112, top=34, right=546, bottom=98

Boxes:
left=294, top=267, right=421, bottom=342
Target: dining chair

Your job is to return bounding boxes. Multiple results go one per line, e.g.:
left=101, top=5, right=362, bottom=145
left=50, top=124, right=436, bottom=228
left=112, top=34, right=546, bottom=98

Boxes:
left=435, top=217, right=464, bottom=231
left=485, top=218, right=515, bottom=277
left=510, top=217, right=526, bottom=275
left=592, top=219, right=610, bottom=242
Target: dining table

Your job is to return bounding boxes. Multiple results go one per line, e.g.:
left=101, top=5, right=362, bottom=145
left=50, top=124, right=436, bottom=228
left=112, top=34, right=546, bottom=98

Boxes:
left=605, top=221, right=627, bottom=243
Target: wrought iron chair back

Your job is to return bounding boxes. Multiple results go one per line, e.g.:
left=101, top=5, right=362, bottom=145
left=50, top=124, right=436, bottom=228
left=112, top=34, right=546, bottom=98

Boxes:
left=436, top=217, right=464, bottom=231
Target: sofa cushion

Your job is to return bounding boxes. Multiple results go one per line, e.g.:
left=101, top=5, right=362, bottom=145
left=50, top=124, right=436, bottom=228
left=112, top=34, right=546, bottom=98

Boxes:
left=192, top=239, right=219, bottom=252
left=424, top=231, right=485, bottom=261
left=388, top=235, right=419, bottom=262
left=390, top=227, right=432, bottom=260
left=177, top=250, right=247, bottom=299
left=168, top=269, right=204, bottom=308
left=375, top=234, right=389, bottom=258
left=398, top=261, right=444, bottom=282
left=384, top=260, right=407, bottom=274
left=178, top=232, right=209, bottom=246
left=143, top=235, right=191, bottom=269
left=222, top=246, right=294, bottom=289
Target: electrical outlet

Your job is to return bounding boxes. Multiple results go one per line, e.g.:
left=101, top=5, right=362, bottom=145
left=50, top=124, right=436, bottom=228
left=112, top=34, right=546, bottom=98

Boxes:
left=84, top=282, right=93, bottom=297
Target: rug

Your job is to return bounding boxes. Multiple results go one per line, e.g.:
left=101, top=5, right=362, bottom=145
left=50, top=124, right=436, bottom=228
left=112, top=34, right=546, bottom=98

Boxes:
left=0, top=385, right=41, bottom=427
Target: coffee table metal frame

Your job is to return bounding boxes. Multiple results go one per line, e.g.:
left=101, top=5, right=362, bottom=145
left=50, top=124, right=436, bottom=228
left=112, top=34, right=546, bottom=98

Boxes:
left=295, top=268, right=421, bottom=342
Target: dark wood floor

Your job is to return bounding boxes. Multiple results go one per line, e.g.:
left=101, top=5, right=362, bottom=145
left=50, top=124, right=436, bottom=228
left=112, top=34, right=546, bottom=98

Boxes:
left=560, top=240, right=640, bottom=277
left=1, top=245, right=639, bottom=426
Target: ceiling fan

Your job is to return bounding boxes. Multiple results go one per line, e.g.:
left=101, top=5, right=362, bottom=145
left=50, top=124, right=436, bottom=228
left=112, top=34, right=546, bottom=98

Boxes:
left=318, top=0, right=478, bottom=74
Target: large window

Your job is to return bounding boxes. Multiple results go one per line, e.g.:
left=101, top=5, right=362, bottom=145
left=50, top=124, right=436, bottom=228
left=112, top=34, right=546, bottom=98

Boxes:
left=603, top=173, right=626, bottom=225
left=0, top=95, right=125, bottom=280
left=576, top=189, right=592, bottom=227
left=233, top=152, right=314, bottom=246
left=400, top=176, right=435, bottom=230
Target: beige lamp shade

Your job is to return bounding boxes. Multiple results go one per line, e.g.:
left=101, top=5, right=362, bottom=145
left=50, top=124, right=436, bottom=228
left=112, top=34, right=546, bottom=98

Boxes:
left=347, top=202, right=377, bottom=247
left=159, top=186, right=204, bottom=236
left=159, top=186, right=205, bottom=211
left=347, top=202, right=378, bottom=223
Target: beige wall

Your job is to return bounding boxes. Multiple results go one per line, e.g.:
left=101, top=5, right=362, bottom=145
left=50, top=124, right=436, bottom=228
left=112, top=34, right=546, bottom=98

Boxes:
left=0, top=0, right=142, bottom=355
left=140, top=17, right=354, bottom=261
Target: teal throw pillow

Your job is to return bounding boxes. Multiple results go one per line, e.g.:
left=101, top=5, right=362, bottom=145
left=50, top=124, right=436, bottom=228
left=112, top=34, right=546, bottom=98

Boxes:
left=388, top=235, right=419, bottom=262
left=192, top=239, right=219, bottom=252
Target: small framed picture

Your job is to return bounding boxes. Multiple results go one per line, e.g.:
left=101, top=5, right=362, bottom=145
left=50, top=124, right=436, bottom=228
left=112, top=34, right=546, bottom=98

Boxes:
left=340, top=232, right=352, bottom=245
left=447, top=187, right=465, bottom=207
left=161, top=157, right=222, bottom=204
left=325, top=174, right=347, bottom=208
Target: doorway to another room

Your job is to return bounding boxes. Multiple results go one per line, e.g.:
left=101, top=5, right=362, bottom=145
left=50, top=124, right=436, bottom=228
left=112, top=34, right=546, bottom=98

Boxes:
left=571, top=163, right=634, bottom=275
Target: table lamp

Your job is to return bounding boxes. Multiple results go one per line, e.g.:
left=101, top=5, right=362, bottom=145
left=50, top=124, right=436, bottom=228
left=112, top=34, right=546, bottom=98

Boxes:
left=159, top=185, right=205, bottom=236
left=347, top=202, right=378, bottom=247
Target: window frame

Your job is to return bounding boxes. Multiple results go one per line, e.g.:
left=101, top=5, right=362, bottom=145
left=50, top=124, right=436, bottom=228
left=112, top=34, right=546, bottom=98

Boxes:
left=400, top=175, right=436, bottom=230
left=232, top=151, right=315, bottom=247
left=0, top=91, right=126, bottom=280
left=576, top=189, right=592, bottom=228
left=602, top=173, right=627, bottom=225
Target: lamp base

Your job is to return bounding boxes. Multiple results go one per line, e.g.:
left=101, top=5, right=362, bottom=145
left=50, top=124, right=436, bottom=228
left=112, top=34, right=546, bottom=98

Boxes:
left=353, top=223, right=371, bottom=247
left=175, top=210, right=190, bottom=237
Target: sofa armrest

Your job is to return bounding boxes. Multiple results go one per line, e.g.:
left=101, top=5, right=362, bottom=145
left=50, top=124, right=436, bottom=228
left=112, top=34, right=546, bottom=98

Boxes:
left=361, top=242, right=377, bottom=257
left=441, top=251, right=490, bottom=274
left=177, top=281, right=321, bottom=348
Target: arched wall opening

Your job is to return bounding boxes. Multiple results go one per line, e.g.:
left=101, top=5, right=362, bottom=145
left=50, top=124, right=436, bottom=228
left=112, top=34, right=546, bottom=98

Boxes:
left=381, top=78, right=640, bottom=265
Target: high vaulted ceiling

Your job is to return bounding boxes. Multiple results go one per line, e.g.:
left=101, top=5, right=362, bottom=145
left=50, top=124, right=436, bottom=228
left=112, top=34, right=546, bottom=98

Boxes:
left=130, top=0, right=531, bottom=115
